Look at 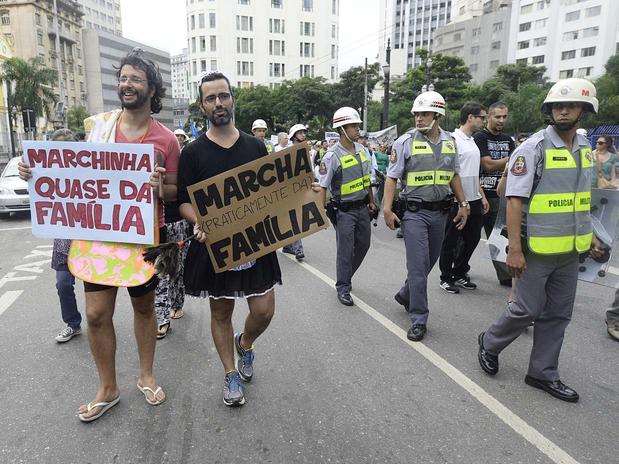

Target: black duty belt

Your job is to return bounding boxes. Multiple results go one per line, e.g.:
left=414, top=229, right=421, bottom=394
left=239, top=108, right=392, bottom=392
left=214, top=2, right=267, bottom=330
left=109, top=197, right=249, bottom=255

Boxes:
left=333, top=197, right=369, bottom=212
left=406, top=197, right=453, bottom=212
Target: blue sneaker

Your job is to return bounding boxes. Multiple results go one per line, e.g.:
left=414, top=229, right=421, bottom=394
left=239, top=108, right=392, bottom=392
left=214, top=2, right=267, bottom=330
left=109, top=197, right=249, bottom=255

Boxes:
left=223, top=371, right=245, bottom=407
left=234, top=332, right=255, bottom=382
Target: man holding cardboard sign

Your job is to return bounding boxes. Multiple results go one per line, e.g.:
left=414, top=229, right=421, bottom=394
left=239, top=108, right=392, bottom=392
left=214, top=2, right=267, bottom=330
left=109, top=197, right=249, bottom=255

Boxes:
left=179, top=72, right=327, bottom=407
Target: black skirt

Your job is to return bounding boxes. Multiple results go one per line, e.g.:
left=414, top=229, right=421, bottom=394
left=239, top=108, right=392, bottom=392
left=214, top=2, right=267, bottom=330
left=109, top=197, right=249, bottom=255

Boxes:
left=183, top=240, right=282, bottom=298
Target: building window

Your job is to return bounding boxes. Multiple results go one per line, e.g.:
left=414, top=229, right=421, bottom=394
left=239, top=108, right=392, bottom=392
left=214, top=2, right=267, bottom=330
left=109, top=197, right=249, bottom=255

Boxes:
left=191, top=37, right=196, bottom=53
left=269, top=39, right=284, bottom=55
left=534, top=18, right=548, bottom=28
left=519, top=22, right=531, bottom=32
left=300, top=21, right=315, bottom=36
left=565, top=11, right=580, bottom=22
left=470, top=45, right=479, bottom=55
left=1, top=11, right=9, bottom=25
left=269, top=18, right=285, bottom=33
left=192, top=61, right=197, bottom=75
left=37, top=31, right=43, bottom=46
left=491, top=41, right=501, bottom=50
left=331, top=44, right=336, bottom=59
left=469, top=63, right=478, bottom=73
left=492, top=22, right=502, bottom=32
left=332, top=0, right=337, bottom=15
left=35, top=12, right=40, bottom=26
left=332, top=24, right=336, bottom=38
left=559, top=69, right=574, bottom=79
left=271, top=0, right=282, bottom=7
left=582, top=27, right=599, bottom=38
left=585, top=5, right=601, bottom=17
left=532, top=55, right=544, bottom=64
left=211, top=59, right=217, bottom=70
left=302, top=0, right=313, bottom=12
left=331, top=65, right=335, bottom=79
left=269, top=62, right=285, bottom=77
left=563, top=30, right=578, bottom=41
left=238, top=0, right=250, bottom=4
left=198, top=13, right=204, bottom=28
left=209, top=13, right=216, bottom=28
left=236, top=15, right=253, bottom=31
left=518, top=41, right=530, bottom=50
left=299, top=64, right=314, bottom=77
left=299, top=42, right=314, bottom=57
left=200, top=36, right=206, bottom=51
left=533, top=37, right=547, bottom=47
left=210, top=35, right=217, bottom=51
left=472, top=27, right=481, bottom=37
left=536, top=1, right=545, bottom=10
left=516, top=58, right=528, bottom=65
left=576, top=67, right=592, bottom=77
left=581, top=46, right=595, bottom=57
left=200, top=60, right=207, bottom=72
left=561, top=50, right=576, bottom=60
left=190, top=15, right=195, bottom=29
left=453, top=32, right=461, bottom=41
left=237, top=61, right=254, bottom=76
left=520, top=3, right=533, bottom=15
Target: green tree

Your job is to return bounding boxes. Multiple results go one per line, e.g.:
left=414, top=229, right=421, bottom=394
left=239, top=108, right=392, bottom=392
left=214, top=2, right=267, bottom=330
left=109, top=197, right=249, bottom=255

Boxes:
left=1, top=56, right=57, bottom=136
left=591, top=55, right=619, bottom=126
left=389, top=49, right=472, bottom=133
left=233, top=84, right=277, bottom=133
left=493, top=63, right=546, bottom=92
left=66, top=105, right=89, bottom=134
left=331, top=62, right=382, bottom=112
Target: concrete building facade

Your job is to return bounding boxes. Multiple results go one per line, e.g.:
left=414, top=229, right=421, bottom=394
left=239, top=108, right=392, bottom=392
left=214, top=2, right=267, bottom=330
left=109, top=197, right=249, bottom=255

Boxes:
left=434, top=3, right=512, bottom=82
left=507, top=0, right=619, bottom=81
left=185, top=0, right=340, bottom=98
left=171, top=49, right=190, bottom=130
left=80, top=0, right=122, bottom=35
left=378, top=0, right=454, bottom=75
left=0, top=0, right=86, bottom=130
left=82, top=30, right=173, bottom=127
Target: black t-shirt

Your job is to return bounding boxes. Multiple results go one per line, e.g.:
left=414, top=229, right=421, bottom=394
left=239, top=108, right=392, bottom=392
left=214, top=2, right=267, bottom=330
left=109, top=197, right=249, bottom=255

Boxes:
left=473, top=129, right=515, bottom=197
left=177, top=130, right=269, bottom=206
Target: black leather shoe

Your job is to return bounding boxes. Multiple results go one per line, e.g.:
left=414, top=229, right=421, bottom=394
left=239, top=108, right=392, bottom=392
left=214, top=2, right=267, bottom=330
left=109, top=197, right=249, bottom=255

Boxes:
left=394, top=293, right=409, bottom=311
left=337, top=293, right=354, bottom=306
left=407, top=324, right=426, bottom=341
left=295, top=252, right=305, bottom=261
left=524, top=375, right=579, bottom=403
left=478, top=332, right=499, bottom=375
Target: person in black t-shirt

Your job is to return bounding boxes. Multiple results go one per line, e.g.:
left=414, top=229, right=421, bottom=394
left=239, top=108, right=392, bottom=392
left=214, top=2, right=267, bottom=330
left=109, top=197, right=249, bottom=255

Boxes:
left=473, top=102, right=515, bottom=286
left=177, top=72, right=282, bottom=407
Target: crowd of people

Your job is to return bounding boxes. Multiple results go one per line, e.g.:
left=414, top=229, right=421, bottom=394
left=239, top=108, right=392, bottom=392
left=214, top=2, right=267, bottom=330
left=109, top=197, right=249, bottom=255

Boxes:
left=18, top=47, right=618, bottom=422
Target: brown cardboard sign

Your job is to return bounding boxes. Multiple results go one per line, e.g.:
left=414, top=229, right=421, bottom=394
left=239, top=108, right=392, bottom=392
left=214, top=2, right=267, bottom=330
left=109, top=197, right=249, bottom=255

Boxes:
left=187, top=143, right=328, bottom=273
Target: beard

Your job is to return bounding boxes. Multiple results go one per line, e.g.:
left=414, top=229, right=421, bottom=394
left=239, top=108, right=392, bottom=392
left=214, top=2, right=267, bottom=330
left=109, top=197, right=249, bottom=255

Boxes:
left=118, top=88, right=150, bottom=110
left=554, top=121, right=578, bottom=131
left=208, top=106, right=233, bottom=126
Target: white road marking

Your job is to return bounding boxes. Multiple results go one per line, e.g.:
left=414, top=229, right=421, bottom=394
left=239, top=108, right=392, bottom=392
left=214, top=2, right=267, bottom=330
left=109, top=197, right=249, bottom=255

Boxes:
left=0, top=226, right=32, bottom=232
left=0, top=290, right=23, bottom=316
left=281, top=252, right=580, bottom=464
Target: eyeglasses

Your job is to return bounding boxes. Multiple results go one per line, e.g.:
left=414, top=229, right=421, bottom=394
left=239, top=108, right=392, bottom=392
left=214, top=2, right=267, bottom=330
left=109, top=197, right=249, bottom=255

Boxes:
left=203, top=92, right=232, bottom=104
left=596, top=141, right=606, bottom=145
left=118, top=76, right=147, bottom=85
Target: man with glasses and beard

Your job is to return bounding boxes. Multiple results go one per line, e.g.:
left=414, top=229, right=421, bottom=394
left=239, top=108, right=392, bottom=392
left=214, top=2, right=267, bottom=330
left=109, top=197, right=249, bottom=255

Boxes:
left=19, top=49, right=179, bottom=421
left=178, top=72, right=282, bottom=407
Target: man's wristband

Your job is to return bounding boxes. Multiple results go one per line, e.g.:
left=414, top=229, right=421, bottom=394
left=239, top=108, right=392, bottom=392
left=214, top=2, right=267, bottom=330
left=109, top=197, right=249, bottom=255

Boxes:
left=459, top=201, right=469, bottom=208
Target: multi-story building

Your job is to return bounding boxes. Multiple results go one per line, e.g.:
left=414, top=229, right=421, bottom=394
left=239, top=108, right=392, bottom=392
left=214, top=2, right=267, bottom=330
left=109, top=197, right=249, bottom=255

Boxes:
left=185, top=0, right=340, bottom=97
left=0, top=0, right=86, bottom=131
left=378, top=0, right=454, bottom=75
left=82, top=29, right=173, bottom=127
left=171, top=49, right=190, bottom=100
left=508, top=0, right=619, bottom=81
left=434, top=1, right=512, bottom=82
left=80, top=0, right=122, bottom=35
left=0, top=33, right=14, bottom=161
left=451, top=0, right=509, bottom=22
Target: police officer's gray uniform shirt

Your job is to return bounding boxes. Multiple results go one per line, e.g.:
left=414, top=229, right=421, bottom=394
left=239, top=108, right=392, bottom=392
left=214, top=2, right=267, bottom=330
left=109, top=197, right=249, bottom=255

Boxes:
left=483, top=125, right=590, bottom=382
left=387, top=128, right=460, bottom=202
left=319, top=141, right=372, bottom=296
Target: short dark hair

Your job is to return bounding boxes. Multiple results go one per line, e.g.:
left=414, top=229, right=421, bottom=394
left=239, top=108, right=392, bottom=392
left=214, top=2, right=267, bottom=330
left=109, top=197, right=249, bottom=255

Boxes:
left=460, top=103, right=487, bottom=125
left=488, top=101, right=508, bottom=113
left=198, top=71, right=233, bottom=102
left=116, top=48, right=165, bottom=114
left=51, top=128, right=77, bottom=141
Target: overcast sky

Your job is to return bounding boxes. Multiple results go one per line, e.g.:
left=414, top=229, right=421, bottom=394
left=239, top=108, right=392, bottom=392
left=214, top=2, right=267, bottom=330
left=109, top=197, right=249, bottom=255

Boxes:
left=120, top=0, right=379, bottom=72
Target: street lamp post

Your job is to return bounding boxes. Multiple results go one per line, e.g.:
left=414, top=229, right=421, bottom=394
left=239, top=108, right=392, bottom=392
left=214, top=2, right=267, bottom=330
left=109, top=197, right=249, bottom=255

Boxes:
left=381, top=39, right=391, bottom=130
left=8, top=105, right=17, bottom=158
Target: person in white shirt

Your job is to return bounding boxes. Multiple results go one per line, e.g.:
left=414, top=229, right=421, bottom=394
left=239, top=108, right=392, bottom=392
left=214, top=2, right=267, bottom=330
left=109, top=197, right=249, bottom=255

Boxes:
left=274, top=132, right=289, bottom=152
left=438, top=103, right=489, bottom=293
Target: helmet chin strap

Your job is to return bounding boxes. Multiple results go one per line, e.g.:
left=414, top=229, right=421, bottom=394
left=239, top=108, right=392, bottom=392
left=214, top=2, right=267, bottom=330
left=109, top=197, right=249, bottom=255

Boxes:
left=550, top=109, right=584, bottom=132
left=417, top=118, right=436, bottom=134
left=342, top=129, right=355, bottom=145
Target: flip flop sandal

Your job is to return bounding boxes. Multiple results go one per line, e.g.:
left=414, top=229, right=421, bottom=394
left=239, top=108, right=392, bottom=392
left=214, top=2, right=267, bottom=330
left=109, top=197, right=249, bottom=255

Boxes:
left=156, top=323, right=170, bottom=339
left=171, top=309, right=184, bottom=319
left=78, top=396, right=120, bottom=423
left=137, top=383, right=166, bottom=405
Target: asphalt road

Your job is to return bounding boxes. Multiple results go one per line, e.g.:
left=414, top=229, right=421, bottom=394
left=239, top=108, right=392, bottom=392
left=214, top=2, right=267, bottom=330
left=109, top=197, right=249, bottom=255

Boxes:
left=0, top=212, right=617, bottom=464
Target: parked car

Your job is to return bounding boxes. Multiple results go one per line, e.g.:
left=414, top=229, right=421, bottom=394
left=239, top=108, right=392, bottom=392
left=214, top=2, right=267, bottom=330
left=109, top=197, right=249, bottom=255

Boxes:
left=0, top=157, right=29, bottom=219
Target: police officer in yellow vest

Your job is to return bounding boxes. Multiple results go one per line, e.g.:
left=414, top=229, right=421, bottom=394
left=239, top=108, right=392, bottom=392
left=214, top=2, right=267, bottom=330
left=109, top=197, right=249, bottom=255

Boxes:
left=383, top=91, right=469, bottom=341
left=478, top=78, right=604, bottom=402
left=319, top=107, right=378, bottom=306
left=252, top=119, right=274, bottom=153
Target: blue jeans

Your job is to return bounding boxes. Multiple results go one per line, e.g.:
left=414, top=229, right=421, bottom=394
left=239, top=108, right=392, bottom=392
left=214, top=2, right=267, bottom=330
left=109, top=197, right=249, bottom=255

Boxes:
left=56, top=270, right=81, bottom=329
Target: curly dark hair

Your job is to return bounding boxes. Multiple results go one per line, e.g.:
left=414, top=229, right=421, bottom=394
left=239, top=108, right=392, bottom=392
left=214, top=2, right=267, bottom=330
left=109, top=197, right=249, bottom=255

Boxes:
left=115, top=48, right=166, bottom=114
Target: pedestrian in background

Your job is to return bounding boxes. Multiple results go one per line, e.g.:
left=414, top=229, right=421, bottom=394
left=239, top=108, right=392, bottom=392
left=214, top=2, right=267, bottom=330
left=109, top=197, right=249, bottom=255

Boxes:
left=49, top=128, right=83, bottom=344
left=274, top=132, right=288, bottom=152
left=593, top=135, right=617, bottom=189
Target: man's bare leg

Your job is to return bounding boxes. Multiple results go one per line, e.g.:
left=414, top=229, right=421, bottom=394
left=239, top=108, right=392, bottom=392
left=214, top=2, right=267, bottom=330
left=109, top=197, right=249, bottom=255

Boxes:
left=132, top=290, right=165, bottom=403
left=240, top=290, right=275, bottom=349
left=209, top=298, right=236, bottom=372
left=78, top=288, right=120, bottom=419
